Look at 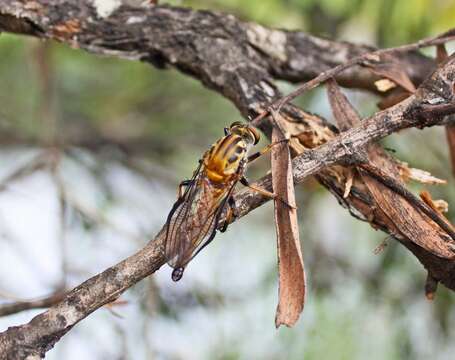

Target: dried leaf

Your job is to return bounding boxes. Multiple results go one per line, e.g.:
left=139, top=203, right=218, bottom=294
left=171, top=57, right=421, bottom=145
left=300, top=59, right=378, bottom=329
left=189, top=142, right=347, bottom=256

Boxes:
left=420, top=191, right=449, bottom=213
left=364, top=55, right=416, bottom=93
left=435, top=44, right=455, bottom=178
left=398, top=162, right=447, bottom=184
left=343, top=171, right=354, bottom=198
left=375, top=78, right=397, bottom=92
left=436, top=44, right=449, bottom=64
left=446, top=124, right=455, bottom=178
left=327, top=78, right=361, bottom=130
left=377, top=88, right=411, bottom=109
left=327, top=77, right=455, bottom=258
left=271, top=125, right=305, bottom=328
left=359, top=148, right=455, bottom=259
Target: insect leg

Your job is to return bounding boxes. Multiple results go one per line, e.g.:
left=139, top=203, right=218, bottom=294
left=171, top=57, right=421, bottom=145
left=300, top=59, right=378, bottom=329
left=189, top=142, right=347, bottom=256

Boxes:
left=247, top=138, right=289, bottom=164
left=220, top=196, right=238, bottom=233
left=240, top=176, right=296, bottom=209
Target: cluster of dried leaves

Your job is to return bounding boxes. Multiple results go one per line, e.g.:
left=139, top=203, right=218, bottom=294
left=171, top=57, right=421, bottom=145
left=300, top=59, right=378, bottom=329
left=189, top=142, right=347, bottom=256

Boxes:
left=269, top=43, right=455, bottom=328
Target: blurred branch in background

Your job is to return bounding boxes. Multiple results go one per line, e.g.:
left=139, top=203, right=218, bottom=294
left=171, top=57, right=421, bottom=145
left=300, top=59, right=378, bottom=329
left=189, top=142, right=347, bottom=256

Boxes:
left=0, top=289, right=66, bottom=318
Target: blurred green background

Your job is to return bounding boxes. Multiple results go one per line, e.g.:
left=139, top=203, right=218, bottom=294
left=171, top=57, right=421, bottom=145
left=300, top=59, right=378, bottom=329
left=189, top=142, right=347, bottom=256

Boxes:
left=0, top=0, right=455, bottom=359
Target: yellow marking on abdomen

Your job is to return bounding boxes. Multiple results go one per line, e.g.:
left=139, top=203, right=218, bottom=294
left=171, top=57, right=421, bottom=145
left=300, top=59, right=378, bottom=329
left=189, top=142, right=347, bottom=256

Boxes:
left=204, top=134, right=246, bottom=182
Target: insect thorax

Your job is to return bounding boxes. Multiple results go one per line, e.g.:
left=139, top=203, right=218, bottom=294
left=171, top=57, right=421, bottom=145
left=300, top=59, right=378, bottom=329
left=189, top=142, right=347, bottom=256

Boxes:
left=203, top=134, right=249, bottom=183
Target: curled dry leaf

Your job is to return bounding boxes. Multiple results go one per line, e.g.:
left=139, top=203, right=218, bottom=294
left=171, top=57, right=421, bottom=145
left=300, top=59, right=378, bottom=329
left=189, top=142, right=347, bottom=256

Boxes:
left=271, top=124, right=305, bottom=328
left=326, top=77, right=455, bottom=261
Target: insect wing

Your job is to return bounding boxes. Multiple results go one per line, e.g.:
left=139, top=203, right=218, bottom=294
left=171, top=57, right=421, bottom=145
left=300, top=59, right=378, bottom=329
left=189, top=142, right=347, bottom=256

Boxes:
left=164, top=172, right=232, bottom=272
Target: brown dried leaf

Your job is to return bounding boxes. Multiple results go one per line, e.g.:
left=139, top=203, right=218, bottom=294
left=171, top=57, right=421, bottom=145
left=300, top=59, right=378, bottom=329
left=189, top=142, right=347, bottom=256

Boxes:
left=271, top=125, right=305, bottom=328
left=327, top=78, right=361, bottom=130
left=435, top=44, right=455, bottom=178
left=327, top=77, right=455, bottom=258
left=343, top=170, right=354, bottom=198
left=436, top=44, right=449, bottom=64
left=446, top=124, right=455, bottom=178
left=365, top=55, right=416, bottom=93
left=360, top=148, right=455, bottom=259
left=377, top=88, right=411, bottom=109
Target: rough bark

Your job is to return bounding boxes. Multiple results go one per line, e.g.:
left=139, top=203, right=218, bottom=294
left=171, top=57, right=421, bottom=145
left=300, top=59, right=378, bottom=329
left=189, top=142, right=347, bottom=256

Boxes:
left=0, top=1, right=454, bottom=359
left=0, top=1, right=434, bottom=109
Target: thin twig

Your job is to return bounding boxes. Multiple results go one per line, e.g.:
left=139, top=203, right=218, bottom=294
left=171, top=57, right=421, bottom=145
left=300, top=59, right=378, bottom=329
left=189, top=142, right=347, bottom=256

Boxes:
left=251, top=31, right=455, bottom=128
left=0, top=290, right=66, bottom=317
left=0, top=153, right=49, bottom=193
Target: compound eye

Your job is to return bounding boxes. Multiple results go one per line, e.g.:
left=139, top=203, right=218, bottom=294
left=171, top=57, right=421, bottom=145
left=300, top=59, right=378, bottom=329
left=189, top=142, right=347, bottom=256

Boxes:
left=249, top=126, right=260, bottom=145
left=229, top=121, right=243, bottom=129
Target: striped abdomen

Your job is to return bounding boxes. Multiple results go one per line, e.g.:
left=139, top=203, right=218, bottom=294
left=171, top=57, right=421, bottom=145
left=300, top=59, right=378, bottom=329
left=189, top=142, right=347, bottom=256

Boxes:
left=203, top=134, right=247, bottom=182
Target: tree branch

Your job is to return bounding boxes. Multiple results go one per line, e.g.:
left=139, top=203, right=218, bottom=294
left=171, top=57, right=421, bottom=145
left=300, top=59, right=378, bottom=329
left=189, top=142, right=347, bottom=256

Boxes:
left=0, top=291, right=66, bottom=318
left=0, top=1, right=435, bottom=105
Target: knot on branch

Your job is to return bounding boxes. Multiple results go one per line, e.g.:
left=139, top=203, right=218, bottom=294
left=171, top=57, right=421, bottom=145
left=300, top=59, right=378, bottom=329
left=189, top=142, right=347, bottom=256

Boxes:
left=406, top=55, right=455, bottom=126
left=337, top=138, right=368, bottom=166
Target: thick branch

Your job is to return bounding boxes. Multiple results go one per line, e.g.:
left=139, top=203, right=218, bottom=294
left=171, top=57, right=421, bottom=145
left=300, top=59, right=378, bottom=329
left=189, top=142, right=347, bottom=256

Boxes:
left=0, top=1, right=434, bottom=106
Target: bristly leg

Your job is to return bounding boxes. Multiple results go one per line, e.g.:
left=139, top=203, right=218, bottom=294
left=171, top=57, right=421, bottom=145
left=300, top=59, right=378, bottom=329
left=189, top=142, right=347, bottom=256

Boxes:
left=247, top=138, right=289, bottom=164
left=240, top=176, right=296, bottom=209
left=220, top=196, right=238, bottom=233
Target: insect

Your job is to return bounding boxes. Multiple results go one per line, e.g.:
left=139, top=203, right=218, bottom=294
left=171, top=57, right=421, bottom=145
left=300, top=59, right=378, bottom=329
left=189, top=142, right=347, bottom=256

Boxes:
left=164, top=121, right=284, bottom=281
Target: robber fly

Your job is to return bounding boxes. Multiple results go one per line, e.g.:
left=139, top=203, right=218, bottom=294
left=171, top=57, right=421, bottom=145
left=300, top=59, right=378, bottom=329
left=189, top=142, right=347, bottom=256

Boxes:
left=164, top=121, right=281, bottom=281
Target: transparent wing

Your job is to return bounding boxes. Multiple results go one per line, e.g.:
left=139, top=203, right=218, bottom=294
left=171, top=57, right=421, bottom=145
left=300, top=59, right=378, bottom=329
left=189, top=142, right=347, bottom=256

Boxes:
left=164, top=170, right=235, bottom=272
